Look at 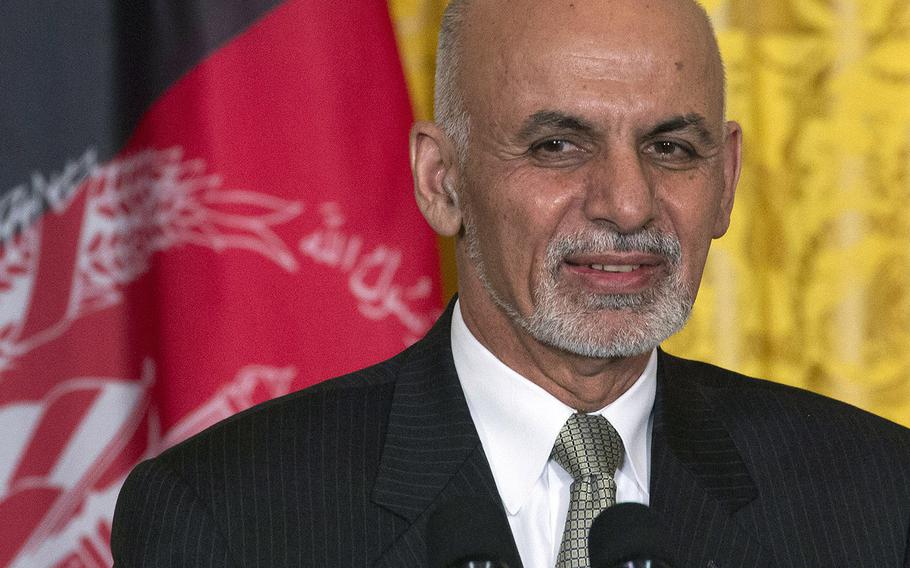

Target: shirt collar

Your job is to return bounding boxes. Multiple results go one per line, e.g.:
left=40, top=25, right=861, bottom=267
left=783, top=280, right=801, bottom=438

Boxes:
left=451, top=300, right=656, bottom=515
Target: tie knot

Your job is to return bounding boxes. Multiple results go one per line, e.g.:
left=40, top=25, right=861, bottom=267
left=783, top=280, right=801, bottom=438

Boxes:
left=552, top=413, right=624, bottom=479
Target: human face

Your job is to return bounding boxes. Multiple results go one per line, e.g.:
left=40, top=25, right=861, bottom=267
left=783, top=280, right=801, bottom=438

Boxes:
left=447, top=0, right=740, bottom=361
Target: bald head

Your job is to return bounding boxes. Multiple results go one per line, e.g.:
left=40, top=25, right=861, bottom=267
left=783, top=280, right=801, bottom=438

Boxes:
left=433, top=0, right=726, bottom=159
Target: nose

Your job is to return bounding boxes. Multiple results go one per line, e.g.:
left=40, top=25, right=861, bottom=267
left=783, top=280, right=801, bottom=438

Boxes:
left=582, top=148, right=656, bottom=233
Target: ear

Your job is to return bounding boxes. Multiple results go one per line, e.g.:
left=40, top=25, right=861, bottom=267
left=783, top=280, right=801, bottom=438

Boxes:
left=712, top=120, right=742, bottom=238
left=410, top=121, right=463, bottom=237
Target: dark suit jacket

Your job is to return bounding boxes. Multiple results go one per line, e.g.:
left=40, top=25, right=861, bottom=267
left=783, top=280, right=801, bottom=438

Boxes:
left=112, top=305, right=910, bottom=567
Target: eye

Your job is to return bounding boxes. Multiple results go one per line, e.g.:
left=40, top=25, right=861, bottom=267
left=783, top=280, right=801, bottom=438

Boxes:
left=527, top=138, right=589, bottom=166
left=532, top=139, right=575, bottom=153
left=654, top=141, right=680, bottom=154
left=645, top=140, right=697, bottom=162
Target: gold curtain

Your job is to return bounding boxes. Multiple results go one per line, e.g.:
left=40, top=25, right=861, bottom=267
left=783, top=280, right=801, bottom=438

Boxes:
left=389, top=0, right=910, bottom=427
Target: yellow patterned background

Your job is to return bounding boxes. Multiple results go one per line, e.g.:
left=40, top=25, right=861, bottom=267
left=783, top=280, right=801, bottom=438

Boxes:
left=388, top=0, right=910, bottom=427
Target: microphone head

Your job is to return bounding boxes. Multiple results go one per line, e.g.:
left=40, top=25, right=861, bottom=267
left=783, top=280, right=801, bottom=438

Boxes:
left=427, top=496, right=520, bottom=568
left=588, top=502, right=676, bottom=568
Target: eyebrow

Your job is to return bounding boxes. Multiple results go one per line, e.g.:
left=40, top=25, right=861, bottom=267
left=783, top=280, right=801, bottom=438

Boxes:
left=646, top=113, right=716, bottom=146
left=517, top=110, right=598, bottom=140
left=517, top=110, right=718, bottom=146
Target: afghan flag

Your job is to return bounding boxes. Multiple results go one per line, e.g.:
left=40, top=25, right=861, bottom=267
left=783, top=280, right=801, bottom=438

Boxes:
left=0, top=2, right=442, bottom=566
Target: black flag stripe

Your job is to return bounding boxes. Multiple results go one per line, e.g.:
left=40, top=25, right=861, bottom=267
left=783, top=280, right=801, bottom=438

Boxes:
left=0, top=0, right=284, bottom=199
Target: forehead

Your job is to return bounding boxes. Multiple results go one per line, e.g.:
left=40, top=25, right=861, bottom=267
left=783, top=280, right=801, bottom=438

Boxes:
left=459, top=0, right=723, bottom=128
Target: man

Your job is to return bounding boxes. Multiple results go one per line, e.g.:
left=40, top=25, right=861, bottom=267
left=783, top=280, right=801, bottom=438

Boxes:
left=112, top=0, right=910, bottom=566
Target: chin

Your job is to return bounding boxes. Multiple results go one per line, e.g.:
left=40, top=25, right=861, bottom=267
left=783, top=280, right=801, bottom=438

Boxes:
left=521, top=303, right=692, bottom=360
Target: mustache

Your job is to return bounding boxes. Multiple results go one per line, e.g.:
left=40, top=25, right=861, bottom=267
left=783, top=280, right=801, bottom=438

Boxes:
left=546, top=228, right=682, bottom=269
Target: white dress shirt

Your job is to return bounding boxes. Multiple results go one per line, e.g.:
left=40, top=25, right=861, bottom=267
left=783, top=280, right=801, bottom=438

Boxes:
left=451, top=301, right=656, bottom=568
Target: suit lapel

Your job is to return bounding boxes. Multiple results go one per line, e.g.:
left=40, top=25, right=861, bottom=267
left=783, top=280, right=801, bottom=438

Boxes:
left=371, top=302, right=521, bottom=567
left=370, top=312, right=772, bottom=567
left=651, top=350, right=770, bottom=568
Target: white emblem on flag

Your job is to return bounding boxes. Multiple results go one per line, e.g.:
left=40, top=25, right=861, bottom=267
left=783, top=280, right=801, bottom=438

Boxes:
left=0, top=147, right=303, bottom=567
left=6, top=361, right=297, bottom=568
left=299, top=202, right=438, bottom=345
left=0, top=147, right=304, bottom=376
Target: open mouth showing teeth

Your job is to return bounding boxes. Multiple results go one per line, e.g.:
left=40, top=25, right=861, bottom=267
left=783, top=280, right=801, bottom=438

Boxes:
left=589, top=264, right=641, bottom=273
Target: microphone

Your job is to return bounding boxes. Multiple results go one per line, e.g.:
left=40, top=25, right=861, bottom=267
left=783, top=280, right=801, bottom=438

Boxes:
left=588, top=503, right=676, bottom=568
left=427, top=496, right=521, bottom=568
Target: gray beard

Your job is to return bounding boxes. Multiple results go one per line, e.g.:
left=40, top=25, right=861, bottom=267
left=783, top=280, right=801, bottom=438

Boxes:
left=465, top=220, right=693, bottom=359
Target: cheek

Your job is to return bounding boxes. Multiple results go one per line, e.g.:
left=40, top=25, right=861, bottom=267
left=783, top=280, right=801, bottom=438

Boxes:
left=468, top=169, right=576, bottom=294
left=476, top=166, right=571, bottom=235
left=653, top=175, right=723, bottom=266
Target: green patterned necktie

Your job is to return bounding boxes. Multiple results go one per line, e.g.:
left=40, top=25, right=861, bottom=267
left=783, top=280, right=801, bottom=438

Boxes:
left=552, top=412, right=625, bottom=568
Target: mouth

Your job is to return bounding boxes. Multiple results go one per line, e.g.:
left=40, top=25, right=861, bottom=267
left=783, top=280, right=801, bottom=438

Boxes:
left=561, top=253, right=665, bottom=293
left=587, top=263, right=641, bottom=273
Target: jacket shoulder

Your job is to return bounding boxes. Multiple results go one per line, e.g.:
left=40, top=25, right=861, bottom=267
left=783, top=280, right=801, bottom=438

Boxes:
left=660, top=351, right=910, bottom=452
left=155, top=352, right=408, bottom=467
left=112, top=318, right=453, bottom=565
